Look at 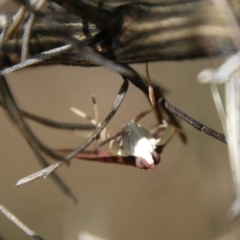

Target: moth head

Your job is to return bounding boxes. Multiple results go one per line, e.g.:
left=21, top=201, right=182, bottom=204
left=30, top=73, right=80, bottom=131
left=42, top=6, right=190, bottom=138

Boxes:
left=135, top=149, right=160, bottom=170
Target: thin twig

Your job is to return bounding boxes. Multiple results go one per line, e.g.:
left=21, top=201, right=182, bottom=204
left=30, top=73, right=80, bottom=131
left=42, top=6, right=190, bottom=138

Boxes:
left=31, top=147, right=78, bottom=203
left=0, top=204, right=44, bottom=240
left=0, top=44, right=72, bottom=75
left=21, top=0, right=46, bottom=62
left=0, top=13, right=13, bottom=50
left=0, top=6, right=26, bottom=50
left=159, top=98, right=227, bottom=144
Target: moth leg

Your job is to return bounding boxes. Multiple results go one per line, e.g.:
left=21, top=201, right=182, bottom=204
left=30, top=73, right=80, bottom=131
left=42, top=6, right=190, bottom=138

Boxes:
left=99, top=129, right=129, bottom=148
left=145, top=62, right=156, bottom=107
left=133, top=109, right=152, bottom=122
left=109, top=139, right=126, bottom=156
left=155, top=121, right=175, bottom=146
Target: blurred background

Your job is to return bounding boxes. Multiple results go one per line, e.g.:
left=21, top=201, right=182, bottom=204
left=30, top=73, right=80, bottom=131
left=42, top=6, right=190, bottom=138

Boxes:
left=0, top=1, right=240, bottom=240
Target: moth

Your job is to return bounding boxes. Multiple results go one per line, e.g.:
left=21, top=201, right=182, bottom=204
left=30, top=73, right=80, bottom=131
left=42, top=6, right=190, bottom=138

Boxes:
left=99, top=109, right=175, bottom=169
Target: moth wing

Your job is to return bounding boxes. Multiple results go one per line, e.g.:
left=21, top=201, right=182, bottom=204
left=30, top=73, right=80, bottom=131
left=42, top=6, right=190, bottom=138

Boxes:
left=136, top=124, right=156, bottom=146
left=128, top=122, right=155, bottom=165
